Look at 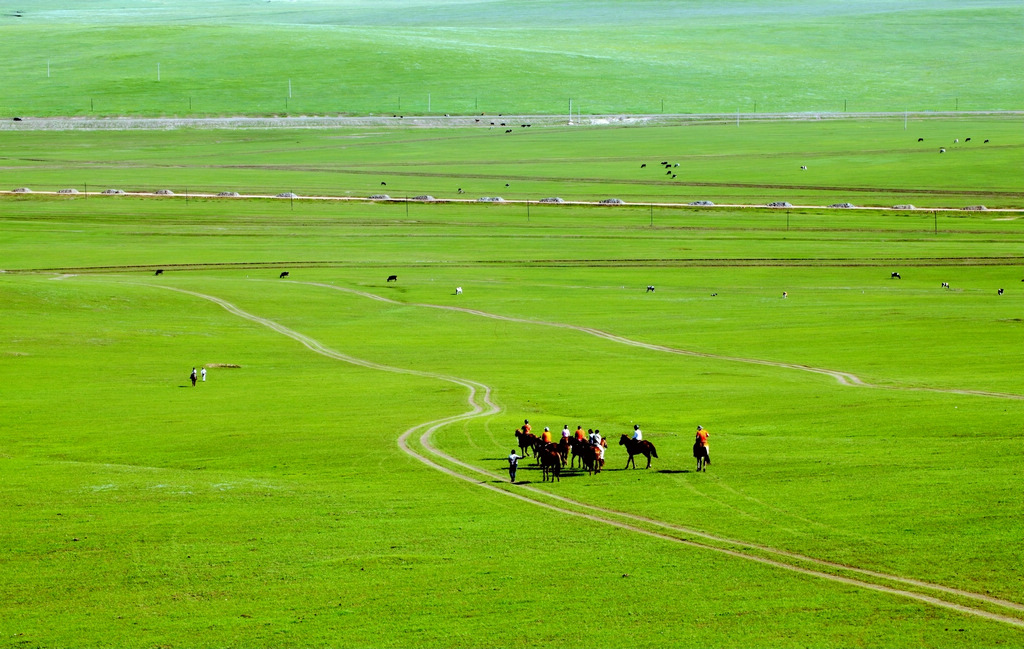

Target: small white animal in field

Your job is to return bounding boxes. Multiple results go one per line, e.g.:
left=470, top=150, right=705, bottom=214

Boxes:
left=455, top=286, right=463, bottom=295
left=782, top=291, right=788, bottom=298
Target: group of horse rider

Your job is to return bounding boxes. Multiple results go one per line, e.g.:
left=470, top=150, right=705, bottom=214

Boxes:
left=507, top=419, right=711, bottom=481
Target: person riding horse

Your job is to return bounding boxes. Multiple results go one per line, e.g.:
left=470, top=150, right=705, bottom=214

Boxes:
left=693, top=425, right=710, bottom=472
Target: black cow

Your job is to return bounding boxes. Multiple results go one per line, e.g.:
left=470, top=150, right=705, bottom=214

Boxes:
left=646, top=285, right=655, bottom=293
left=918, top=137, right=924, bottom=142
left=387, top=275, right=398, bottom=282
left=381, top=181, right=387, bottom=186
left=891, top=272, right=901, bottom=279
left=640, top=163, right=646, bottom=168
left=279, top=271, right=290, bottom=278
left=998, top=288, right=1004, bottom=295
left=154, top=269, right=164, bottom=276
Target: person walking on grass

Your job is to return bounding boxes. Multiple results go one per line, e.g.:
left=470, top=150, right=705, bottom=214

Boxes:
left=508, top=450, right=521, bottom=483
left=190, top=367, right=197, bottom=387
left=201, top=367, right=206, bottom=382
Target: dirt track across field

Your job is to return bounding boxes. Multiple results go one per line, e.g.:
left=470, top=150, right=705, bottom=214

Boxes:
left=140, top=281, right=1024, bottom=629
left=3, top=110, right=1022, bottom=131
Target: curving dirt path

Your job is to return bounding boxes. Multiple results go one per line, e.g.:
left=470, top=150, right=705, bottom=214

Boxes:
left=144, top=282, right=1024, bottom=629
left=299, top=281, right=1024, bottom=401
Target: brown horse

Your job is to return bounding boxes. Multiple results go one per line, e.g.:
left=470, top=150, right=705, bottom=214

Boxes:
left=619, top=434, right=658, bottom=469
left=693, top=438, right=710, bottom=472
left=538, top=447, right=562, bottom=482
left=515, top=428, right=538, bottom=457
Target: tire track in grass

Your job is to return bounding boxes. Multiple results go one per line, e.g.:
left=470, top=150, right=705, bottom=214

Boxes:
left=151, top=283, right=1024, bottom=628
left=300, top=281, right=1024, bottom=400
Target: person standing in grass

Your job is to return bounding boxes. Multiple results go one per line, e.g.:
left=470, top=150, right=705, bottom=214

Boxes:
left=201, top=367, right=207, bottom=382
left=190, top=367, right=197, bottom=387
left=507, top=450, right=521, bottom=483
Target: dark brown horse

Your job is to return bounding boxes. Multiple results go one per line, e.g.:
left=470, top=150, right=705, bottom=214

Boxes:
left=538, top=447, right=562, bottom=482
left=693, top=438, right=710, bottom=472
left=515, top=428, right=538, bottom=457
left=619, top=434, right=658, bottom=469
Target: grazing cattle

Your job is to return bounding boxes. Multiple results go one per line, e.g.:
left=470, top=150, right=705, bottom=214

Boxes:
left=455, top=286, right=463, bottom=295
left=674, top=163, right=679, bottom=167
left=154, top=269, right=164, bottom=276
left=917, top=137, right=924, bottom=142
left=942, top=282, right=949, bottom=289
left=381, top=181, right=387, bottom=186
left=891, top=272, right=901, bottom=279
left=711, top=293, right=718, bottom=297
left=387, top=275, right=398, bottom=282
left=279, top=271, right=290, bottom=278
left=666, top=170, right=672, bottom=175
left=500, top=123, right=505, bottom=126
left=984, top=139, right=990, bottom=143
left=619, top=434, right=658, bottom=469
left=505, top=129, right=512, bottom=133
left=954, top=139, right=959, bottom=143
left=998, top=288, right=1004, bottom=295
left=782, top=291, right=788, bottom=298
left=671, top=174, right=676, bottom=179
left=939, top=148, right=946, bottom=153
left=800, top=165, right=807, bottom=170
left=457, top=188, right=464, bottom=194
left=966, top=138, right=971, bottom=142
left=646, top=285, right=655, bottom=293
left=505, top=183, right=510, bottom=187
left=13, top=117, right=22, bottom=122
left=640, top=163, right=646, bottom=168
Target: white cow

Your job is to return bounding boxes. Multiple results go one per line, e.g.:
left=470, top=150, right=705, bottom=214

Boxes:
left=455, top=287, right=463, bottom=295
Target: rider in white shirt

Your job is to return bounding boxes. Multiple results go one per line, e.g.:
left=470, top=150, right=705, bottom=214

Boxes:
left=631, top=424, right=643, bottom=441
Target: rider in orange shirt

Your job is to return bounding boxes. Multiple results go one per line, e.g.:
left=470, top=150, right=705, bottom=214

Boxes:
left=696, top=426, right=709, bottom=462
left=523, top=420, right=532, bottom=435
left=575, top=426, right=586, bottom=441
left=541, top=427, right=551, bottom=443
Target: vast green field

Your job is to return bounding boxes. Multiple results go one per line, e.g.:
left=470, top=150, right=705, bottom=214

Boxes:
left=1, top=0, right=1022, bottom=117
left=2, top=116, right=1022, bottom=208
left=2, top=117, right=1024, bottom=645
left=2, top=1, right=1023, bottom=646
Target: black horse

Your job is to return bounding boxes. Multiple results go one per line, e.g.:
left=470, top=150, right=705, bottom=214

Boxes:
left=693, top=439, right=710, bottom=472
left=619, top=434, right=658, bottom=469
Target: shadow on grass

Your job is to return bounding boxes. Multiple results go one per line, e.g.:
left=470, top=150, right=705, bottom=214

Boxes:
left=657, top=469, right=691, bottom=474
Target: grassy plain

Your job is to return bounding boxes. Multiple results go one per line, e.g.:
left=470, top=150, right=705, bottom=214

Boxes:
left=2, top=116, right=1022, bottom=208
left=2, top=157, right=1023, bottom=646
left=1, top=1, right=1022, bottom=117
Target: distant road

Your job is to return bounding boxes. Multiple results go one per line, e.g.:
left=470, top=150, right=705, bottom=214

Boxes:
left=3, top=111, right=1022, bottom=131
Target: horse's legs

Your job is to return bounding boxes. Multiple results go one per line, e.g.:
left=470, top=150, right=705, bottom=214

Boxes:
left=645, top=453, right=652, bottom=469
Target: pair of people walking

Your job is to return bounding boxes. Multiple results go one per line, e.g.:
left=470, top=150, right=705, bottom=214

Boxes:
left=190, top=367, right=206, bottom=386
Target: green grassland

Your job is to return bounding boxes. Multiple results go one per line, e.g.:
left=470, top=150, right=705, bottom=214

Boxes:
left=2, top=150, right=1024, bottom=645
left=2, top=2, right=1023, bottom=643
left=2, top=116, right=1022, bottom=208
left=1, top=0, right=1022, bottom=117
